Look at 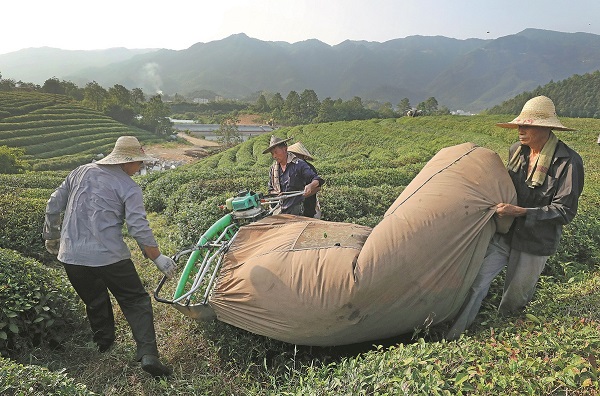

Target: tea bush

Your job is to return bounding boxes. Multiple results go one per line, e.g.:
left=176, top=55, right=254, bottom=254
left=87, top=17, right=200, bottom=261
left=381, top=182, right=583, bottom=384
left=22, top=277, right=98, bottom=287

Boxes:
left=0, top=357, right=93, bottom=395
left=0, top=248, right=80, bottom=357
left=0, top=195, right=47, bottom=260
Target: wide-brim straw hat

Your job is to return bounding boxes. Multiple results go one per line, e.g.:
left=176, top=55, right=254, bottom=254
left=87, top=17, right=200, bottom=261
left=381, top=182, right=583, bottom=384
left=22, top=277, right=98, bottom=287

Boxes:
left=96, top=136, right=157, bottom=165
left=496, top=95, right=575, bottom=131
left=262, top=135, right=293, bottom=154
left=288, top=142, right=314, bottom=161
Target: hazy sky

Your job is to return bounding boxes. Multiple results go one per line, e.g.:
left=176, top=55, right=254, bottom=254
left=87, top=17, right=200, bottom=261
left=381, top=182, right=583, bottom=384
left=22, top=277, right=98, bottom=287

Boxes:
left=2, top=0, right=599, bottom=55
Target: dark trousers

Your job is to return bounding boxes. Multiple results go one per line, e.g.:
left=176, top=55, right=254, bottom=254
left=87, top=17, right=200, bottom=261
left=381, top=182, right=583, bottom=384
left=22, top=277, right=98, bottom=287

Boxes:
left=62, top=259, right=159, bottom=360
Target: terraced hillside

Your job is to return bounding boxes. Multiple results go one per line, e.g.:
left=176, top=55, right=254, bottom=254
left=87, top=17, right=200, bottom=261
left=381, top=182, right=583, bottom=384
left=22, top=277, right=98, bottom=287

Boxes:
left=0, top=91, right=161, bottom=170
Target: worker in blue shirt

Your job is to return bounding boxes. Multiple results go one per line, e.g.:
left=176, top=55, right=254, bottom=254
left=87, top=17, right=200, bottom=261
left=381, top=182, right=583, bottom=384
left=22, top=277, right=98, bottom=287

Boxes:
left=263, top=135, right=324, bottom=215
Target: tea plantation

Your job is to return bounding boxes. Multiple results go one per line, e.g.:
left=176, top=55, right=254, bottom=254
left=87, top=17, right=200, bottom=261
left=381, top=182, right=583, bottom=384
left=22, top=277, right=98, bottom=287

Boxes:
left=1, top=91, right=599, bottom=394
left=0, top=91, right=162, bottom=171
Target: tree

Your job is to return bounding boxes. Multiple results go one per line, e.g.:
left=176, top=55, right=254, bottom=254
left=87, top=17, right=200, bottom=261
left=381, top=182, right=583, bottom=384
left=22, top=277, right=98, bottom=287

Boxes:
left=131, top=88, right=145, bottom=104
left=0, top=77, right=16, bottom=91
left=417, top=97, right=439, bottom=115
left=0, top=145, right=27, bottom=174
left=82, top=81, right=108, bottom=111
left=379, top=102, right=396, bottom=118
left=60, top=80, right=84, bottom=100
left=215, top=115, right=242, bottom=146
left=268, top=92, right=284, bottom=112
left=107, top=84, right=131, bottom=107
left=316, top=97, right=336, bottom=123
left=299, top=89, right=320, bottom=123
left=284, top=91, right=301, bottom=124
left=139, top=94, right=172, bottom=135
left=397, top=98, right=411, bottom=115
left=42, top=77, right=65, bottom=95
left=254, top=94, right=270, bottom=113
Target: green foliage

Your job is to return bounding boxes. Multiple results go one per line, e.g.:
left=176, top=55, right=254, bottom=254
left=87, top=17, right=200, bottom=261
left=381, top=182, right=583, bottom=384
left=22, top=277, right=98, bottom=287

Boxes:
left=0, top=145, right=27, bottom=174
left=0, top=356, right=93, bottom=395
left=0, top=91, right=162, bottom=171
left=0, top=249, right=80, bottom=357
left=0, top=195, right=48, bottom=260
left=486, top=70, right=600, bottom=118
left=214, top=115, right=242, bottom=146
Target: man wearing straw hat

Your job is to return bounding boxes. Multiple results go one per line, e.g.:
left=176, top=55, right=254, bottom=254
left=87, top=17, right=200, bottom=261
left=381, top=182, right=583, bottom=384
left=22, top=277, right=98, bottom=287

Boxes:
left=446, top=96, right=584, bottom=340
left=263, top=135, right=324, bottom=215
left=43, top=136, right=175, bottom=377
left=287, top=141, right=322, bottom=219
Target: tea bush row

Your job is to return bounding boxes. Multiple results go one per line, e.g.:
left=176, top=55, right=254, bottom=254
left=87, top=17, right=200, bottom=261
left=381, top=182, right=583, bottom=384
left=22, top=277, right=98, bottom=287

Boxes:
left=0, top=194, right=48, bottom=260
left=29, top=153, right=108, bottom=171
left=0, top=120, right=117, bottom=140
left=25, top=133, right=134, bottom=157
left=0, top=248, right=81, bottom=358
left=0, top=357, right=94, bottom=396
left=3, top=112, right=113, bottom=124
left=2, top=126, right=132, bottom=149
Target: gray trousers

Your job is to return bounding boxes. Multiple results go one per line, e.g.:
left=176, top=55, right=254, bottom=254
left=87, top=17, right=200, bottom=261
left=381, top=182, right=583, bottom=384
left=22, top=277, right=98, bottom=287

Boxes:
left=446, top=233, right=548, bottom=340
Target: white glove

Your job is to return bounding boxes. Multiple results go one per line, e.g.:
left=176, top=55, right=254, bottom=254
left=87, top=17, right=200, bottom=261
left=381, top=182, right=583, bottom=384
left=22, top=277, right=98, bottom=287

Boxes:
left=45, top=239, right=60, bottom=255
left=152, top=254, right=177, bottom=279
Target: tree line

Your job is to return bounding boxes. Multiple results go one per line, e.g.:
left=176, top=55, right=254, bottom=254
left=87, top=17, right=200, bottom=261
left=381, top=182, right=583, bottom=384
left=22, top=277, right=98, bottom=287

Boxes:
left=486, top=70, right=600, bottom=118
left=171, top=90, right=450, bottom=127
left=0, top=72, right=451, bottom=132
left=0, top=74, right=172, bottom=136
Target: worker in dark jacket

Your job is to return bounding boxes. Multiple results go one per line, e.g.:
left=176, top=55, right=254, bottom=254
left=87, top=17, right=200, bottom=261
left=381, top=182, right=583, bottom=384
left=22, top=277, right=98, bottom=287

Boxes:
left=287, top=141, right=322, bottom=219
left=447, top=96, right=584, bottom=340
left=264, top=135, right=324, bottom=215
left=43, top=136, right=175, bottom=377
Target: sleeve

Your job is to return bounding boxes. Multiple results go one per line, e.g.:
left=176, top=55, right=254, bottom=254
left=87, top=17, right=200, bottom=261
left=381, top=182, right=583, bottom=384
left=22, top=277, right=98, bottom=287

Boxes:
left=42, top=177, right=70, bottom=240
left=124, top=185, right=158, bottom=248
left=301, top=160, right=324, bottom=186
left=524, top=154, right=584, bottom=228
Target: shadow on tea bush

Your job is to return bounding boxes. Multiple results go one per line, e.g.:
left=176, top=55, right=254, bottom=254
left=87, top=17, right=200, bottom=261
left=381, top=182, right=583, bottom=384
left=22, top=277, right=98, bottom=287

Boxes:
left=0, top=249, right=80, bottom=358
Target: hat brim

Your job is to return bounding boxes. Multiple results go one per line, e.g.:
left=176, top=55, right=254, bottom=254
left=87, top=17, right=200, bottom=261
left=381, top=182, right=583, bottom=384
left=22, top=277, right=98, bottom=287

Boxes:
left=262, top=136, right=293, bottom=154
left=96, top=153, right=157, bottom=165
left=495, top=122, right=575, bottom=131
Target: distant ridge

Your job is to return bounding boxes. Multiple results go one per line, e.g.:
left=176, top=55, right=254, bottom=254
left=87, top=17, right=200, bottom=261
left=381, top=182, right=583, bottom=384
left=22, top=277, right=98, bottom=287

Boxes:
left=2, top=29, right=600, bottom=112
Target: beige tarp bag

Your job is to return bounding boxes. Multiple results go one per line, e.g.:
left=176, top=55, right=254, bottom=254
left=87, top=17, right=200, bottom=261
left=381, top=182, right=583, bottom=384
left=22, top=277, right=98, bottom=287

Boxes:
left=210, top=143, right=517, bottom=346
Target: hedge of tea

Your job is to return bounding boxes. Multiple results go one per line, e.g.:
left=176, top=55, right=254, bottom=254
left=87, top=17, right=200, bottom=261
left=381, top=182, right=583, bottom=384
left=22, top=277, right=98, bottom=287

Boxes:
left=0, top=248, right=80, bottom=358
left=0, top=91, right=161, bottom=171
left=0, top=357, right=93, bottom=395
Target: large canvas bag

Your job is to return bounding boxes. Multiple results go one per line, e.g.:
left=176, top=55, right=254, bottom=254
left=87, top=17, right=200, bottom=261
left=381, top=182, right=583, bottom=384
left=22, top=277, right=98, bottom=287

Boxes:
left=210, top=143, right=517, bottom=345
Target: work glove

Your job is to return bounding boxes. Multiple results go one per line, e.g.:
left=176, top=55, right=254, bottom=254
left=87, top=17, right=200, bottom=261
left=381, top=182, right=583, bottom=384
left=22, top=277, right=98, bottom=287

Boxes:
left=152, top=254, right=177, bottom=279
left=45, top=239, right=60, bottom=255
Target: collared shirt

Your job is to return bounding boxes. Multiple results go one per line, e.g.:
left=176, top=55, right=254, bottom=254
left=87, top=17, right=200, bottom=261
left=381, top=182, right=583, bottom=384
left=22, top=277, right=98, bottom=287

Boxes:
left=268, top=155, right=324, bottom=212
left=508, top=140, right=584, bottom=255
left=43, top=163, right=158, bottom=266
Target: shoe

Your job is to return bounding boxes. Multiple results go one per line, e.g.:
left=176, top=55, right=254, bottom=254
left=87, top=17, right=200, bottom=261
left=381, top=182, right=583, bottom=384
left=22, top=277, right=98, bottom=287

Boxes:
left=141, top=354, right=172, bottom=378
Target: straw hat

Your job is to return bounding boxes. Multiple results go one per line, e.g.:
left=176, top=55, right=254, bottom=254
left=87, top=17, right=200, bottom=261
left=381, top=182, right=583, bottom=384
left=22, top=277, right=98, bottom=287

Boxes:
left=96, top=136, right=157, bottom=165
left=288, top=142, right=314, bottom=161
left=262, top=135, right=293, bottom=154
left=496, top=96, right=575, bottom=131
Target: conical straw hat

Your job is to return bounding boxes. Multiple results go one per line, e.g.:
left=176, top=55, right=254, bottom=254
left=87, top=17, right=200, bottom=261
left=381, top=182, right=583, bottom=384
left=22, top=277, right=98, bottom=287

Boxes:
left=287, top=142, right=314, bottom=161
left=496, top=96, right=575, bottom=131
left=96, top=136, right=157, bottom=164
left=262, top=135, right=293, bottom=154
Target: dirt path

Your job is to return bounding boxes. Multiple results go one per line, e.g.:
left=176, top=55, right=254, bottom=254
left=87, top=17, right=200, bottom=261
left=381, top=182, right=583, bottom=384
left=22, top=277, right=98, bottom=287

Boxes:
left=144, top=133, right=221, bottom=164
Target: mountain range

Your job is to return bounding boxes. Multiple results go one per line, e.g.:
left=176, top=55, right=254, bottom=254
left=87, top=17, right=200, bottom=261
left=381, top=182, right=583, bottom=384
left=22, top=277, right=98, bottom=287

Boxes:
left=2, top=29, right=600, bottom=112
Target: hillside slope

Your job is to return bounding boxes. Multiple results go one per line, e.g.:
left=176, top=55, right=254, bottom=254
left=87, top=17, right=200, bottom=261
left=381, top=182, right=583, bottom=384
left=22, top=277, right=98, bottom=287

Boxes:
left=0, top=91, right=161, bottom=170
